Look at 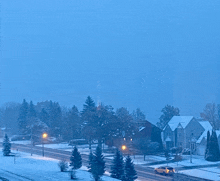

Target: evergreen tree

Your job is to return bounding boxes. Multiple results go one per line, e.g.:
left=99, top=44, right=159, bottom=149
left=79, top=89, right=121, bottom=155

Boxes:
left=48, top=101, right=62, bottom=138
left=18, top=99, right=29, bottom=134
left=110, top=149, right=124, bottom=180
left=28, top=101, right=37, bottom=119
left=205, top=130, right=210, bottom=159
left=69, top=146, right=82, bottom=180
left=91, top=146, right=105, bottom=181
left=70, top=146, right=82, bottom=169
left=3, top=134, right=11, bottom=156
left=39, top=108, right=49, bottom=126
left=82, top=96, right=96, bottom=113
left=124, top=155, right=137, bottom=181
left=63, top=106, right=81, bottom=141
left=206, top=130, right=220, bottom=161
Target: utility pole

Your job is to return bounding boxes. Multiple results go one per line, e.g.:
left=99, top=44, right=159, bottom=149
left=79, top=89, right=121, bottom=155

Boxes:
left=190, top=138, right=192, bottom=163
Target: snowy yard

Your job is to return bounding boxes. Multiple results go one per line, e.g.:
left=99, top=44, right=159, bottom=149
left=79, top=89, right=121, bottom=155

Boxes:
left=149, top=155, right=220, bottom=181
left=9, top=140, right=220, bottom=180
left=0, top=150, right=119, bottom=181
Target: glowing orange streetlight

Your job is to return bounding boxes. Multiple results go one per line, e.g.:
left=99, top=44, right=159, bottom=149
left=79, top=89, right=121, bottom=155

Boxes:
left=42, top=133, right=48, bottom=157
left=122, top=145, right=127, bottom=151
left=42, top=133, right=48, bottom=139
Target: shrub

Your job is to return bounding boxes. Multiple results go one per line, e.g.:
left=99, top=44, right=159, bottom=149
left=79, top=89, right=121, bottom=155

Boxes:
left=58, top=159, right=68, bottom=172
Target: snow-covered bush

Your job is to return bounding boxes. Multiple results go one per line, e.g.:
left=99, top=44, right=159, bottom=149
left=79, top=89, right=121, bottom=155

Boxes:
left=58, top=159, right=68, bottom=172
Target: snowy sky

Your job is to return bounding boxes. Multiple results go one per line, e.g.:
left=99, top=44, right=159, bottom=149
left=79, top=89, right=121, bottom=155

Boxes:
left=1, top=0, right=220, bottom=123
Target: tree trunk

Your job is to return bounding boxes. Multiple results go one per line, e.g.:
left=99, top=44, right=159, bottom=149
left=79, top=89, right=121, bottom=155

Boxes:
left=98, top=138, right=102, bottom=150
left=89, top=138, right=92, bottom=150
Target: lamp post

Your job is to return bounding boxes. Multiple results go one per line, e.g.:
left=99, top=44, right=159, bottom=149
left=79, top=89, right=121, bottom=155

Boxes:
left=122, top=145, right=127, bottom=151
left=42, top=133, right=48, bottom=157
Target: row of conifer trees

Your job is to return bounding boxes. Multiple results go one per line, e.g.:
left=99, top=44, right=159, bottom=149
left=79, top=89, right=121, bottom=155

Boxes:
left=205, top=130, right=220, bottom=161
left=63, top=145, right=137, bottom=181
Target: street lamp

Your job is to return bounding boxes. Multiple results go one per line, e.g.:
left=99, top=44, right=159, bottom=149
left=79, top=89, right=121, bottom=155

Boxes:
left=122, top=145, right=127, bottom=151
left=42, top=133, right=48, bottom=157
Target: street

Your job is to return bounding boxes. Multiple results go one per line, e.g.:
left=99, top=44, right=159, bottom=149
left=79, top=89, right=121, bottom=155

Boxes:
left=8, top=143, right=212, bottom=181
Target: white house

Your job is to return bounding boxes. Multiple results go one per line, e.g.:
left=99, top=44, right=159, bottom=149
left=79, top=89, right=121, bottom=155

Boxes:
left=196, top=121, right=213, bottom=155
left=162, top=116, right=211, bottom=153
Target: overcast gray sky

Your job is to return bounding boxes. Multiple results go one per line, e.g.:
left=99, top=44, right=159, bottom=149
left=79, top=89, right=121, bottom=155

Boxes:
left=1, top=0, right=220, bottom=123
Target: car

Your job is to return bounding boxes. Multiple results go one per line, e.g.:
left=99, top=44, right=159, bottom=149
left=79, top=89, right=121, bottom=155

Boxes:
left=154, top=166, right=175, bottom=176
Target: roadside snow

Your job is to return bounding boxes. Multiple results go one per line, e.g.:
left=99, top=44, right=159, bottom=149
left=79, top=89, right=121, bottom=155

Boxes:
left=0, top=150, right=119, bottom=181
left=179, top=168, right=220, bottom=181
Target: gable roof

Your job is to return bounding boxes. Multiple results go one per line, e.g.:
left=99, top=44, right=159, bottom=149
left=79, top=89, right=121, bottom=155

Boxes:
left=216, top=130, right=220, bottom=138
left=196, top=121, right=213, bottom=144
left=198, top=121, right=212, bottom=131
left=165, top=116, right=194, bottom=131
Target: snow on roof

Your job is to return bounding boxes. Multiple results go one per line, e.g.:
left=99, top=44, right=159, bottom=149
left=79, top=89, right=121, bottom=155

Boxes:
left=198, top=121, right=212, bottom=131
left=167, top=116, right=194, bottom=131
left=216, top=130, right=220, bottom=137
left=139, top=127, right=145, bottom=132
left=165, top=136, right=171, bottom=142
left=196, top=132, right=206, bottom=144
left=196, top=122, right=213, bottom=144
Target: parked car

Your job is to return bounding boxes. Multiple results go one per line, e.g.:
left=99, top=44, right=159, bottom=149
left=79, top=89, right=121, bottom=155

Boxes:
left=68, top=139, right=88, bottom=146
left=154, top=166, right=175, bottom=175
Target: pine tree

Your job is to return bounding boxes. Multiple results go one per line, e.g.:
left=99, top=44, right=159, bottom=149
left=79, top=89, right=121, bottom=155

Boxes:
left=70, top=146, right=82, bottom=169
left=212, top=130, right=220, bottom=160
left=3, top=134, right=11, bottom=156
left=124, top=155, right=137, bottom=181
left=18, top=99, right=29, bottom=134
left=206, top=130, right=220, bottom=161
left=205, top=130, right=210, bottom=159
left=110, top=149, right=124, bottom=180
left=69, top=146, right=82, bottom=180
left=91, top=146, right=105, bottom=181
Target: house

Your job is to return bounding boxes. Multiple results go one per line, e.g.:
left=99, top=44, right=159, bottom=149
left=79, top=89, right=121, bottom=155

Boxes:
left=196, top=121, right=213, bottom=155
left=162, top=116, right=207, bottom=152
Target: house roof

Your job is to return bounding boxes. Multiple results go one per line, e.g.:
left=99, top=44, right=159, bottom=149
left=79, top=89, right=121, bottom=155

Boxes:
left=196, top=121, right=213, bottom=144
left=165, top=116, right=194, bottom=131
left=198, top=121, right=212, bottom=131
left=216, top=130, right=220, bottom=137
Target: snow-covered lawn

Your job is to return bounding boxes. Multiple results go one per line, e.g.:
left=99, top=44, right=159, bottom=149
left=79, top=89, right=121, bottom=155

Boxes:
left=9, top=140, right=220, bottom=180
left=0, top=150, right=119, bottom=181
left=179, top=168, right=220, bottom=181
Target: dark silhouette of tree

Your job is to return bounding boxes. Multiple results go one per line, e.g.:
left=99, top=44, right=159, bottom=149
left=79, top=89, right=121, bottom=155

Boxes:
left=157, top=105, right=180, bottom=129
left=124, top=155, right=137, bottom=181
left=91, top=146, right=105, bottom=181
left=132, top=108, right=146, bottom=122
left=63, top=105, right=81, bottom=141
left=70, top=146, right=82, bottom=169
left=115, top=107, right=135, bottom=139
left=18, top=99, right=29, bottom=134
left=201, top=103, right=219, bottom=130
left=39, top=108, right=49, bottom=126
left=205, top=130, right=210, bottom=160
left=110, top=149, right=124, bottom=180
left=81, top=96, right=97, bottom=149
left=69, top=146, right=82, bottom=179
left=205, top=130, right=220, bottom=161
left=3, top=134, right=11, bottom=156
